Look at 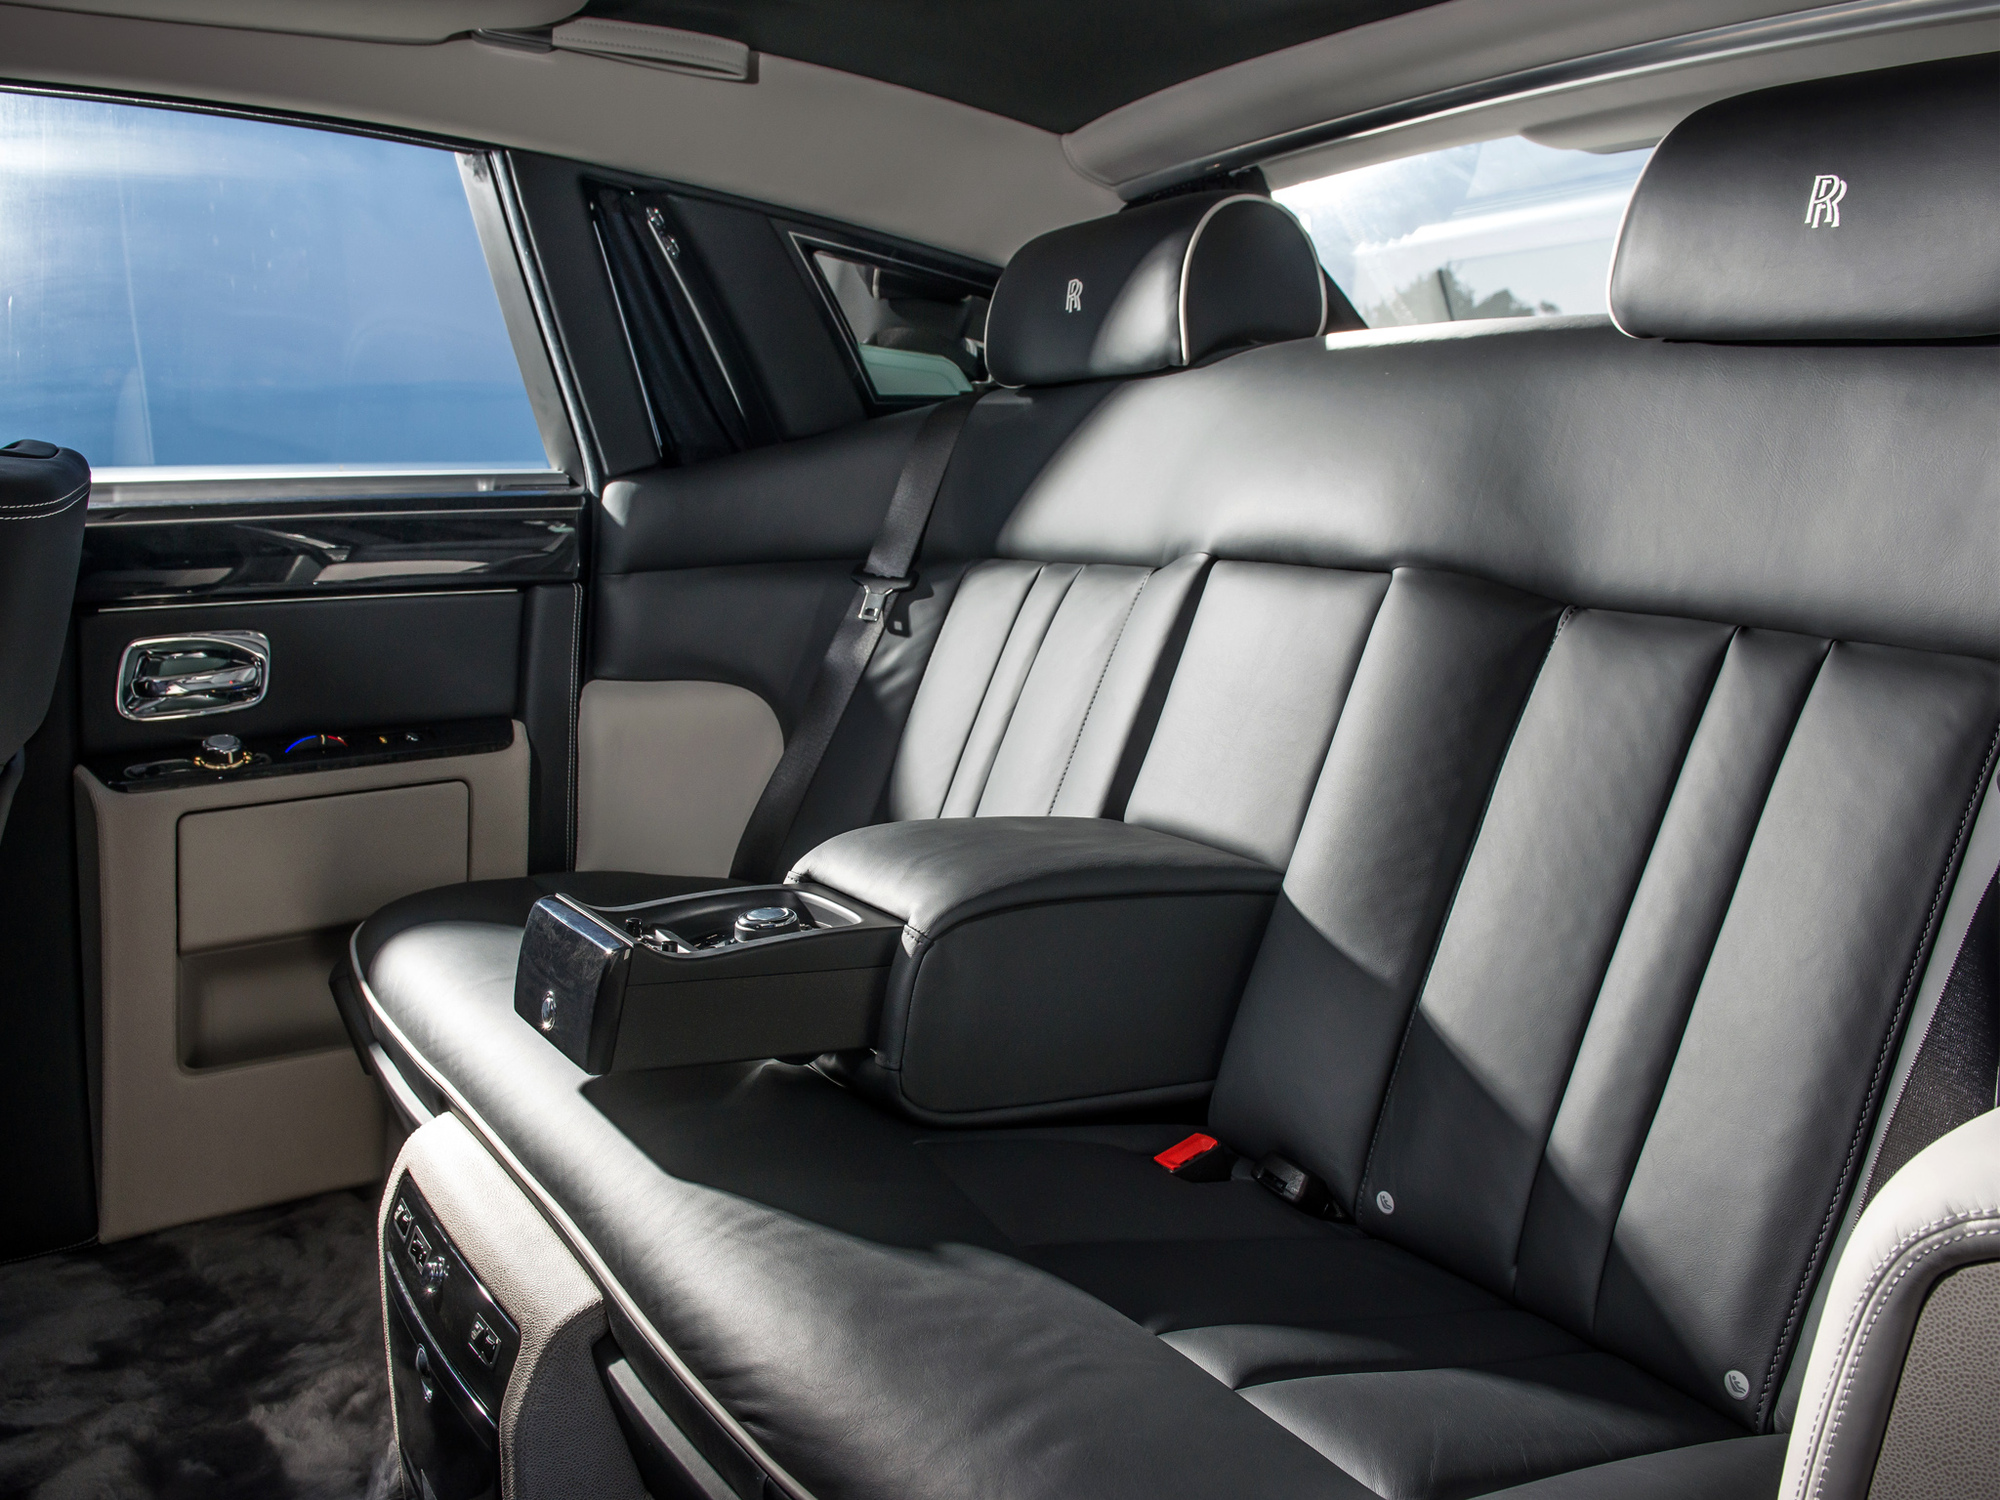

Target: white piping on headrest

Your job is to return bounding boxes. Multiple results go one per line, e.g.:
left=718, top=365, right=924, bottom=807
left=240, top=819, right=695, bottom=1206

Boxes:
left=1175, top=193, right=1327, bottom=364
left=1603, top=137, right=1665, bottom=340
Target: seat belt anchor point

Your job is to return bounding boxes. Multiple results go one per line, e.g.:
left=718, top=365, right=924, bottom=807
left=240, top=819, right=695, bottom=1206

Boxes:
left=854, top=572, right=915, bottom=623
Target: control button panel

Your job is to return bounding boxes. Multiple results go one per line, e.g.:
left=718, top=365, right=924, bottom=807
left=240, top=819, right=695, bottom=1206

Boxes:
left=93, top=716, right=512, bottom=793
left=385, top=1175, right=520, bottom=1421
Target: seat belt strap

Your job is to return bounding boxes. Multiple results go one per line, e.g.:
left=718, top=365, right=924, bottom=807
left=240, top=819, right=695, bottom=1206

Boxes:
left=729, top=393, right=980, bottom=882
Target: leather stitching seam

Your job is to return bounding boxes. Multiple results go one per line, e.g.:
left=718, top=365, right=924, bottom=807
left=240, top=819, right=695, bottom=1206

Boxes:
left=1048, top=571, right=1150, bottom=814
left=1797, top=1214, right=2000, bottom=1500
left=1764, top=716, right=2000, bottom=1424
left=1357, top=602, right=1575, bottom=1211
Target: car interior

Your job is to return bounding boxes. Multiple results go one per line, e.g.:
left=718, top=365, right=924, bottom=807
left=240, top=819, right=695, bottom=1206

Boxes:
left=0, top=3, right=1996, bottom=1497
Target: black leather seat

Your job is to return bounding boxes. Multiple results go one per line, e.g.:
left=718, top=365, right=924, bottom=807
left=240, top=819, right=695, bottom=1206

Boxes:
left=0, top=438, right=89, bottom=833
left=353, top=58, right=2000, bottom=1500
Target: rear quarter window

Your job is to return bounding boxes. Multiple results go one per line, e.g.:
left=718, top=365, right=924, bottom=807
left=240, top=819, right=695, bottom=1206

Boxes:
left=1276, top=136, right=1653, bottom=327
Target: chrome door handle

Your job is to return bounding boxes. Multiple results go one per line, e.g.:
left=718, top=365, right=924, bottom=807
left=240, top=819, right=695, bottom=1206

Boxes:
left=116, top=631, right=271, bottom=721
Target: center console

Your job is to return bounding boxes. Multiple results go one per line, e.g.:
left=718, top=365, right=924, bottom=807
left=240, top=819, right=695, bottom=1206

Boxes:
left=515, top=883, right=901, bottom=1074
left=516, top=816, right=1281, bottom=1126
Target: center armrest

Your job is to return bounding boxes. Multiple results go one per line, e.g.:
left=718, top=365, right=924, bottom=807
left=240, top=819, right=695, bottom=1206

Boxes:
left=790, top=815, right=1279, bottom=939
left=792, top=817, right=1281, bottom=1125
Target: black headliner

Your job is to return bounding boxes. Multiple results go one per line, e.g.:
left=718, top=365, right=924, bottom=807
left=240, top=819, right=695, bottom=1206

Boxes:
left=580, top=0, right=1445, bottom=133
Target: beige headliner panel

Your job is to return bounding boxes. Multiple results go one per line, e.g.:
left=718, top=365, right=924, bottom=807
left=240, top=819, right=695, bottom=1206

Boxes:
left=1264, top=15, right=2000, bottom=182
left=0, top=3, right=1117, bottom=262
left=80, top=728, right=528, bottom=1242
left=1066, top=0, right=2000, bottom=188
left=574, top=678, right=783, bottom=879
left=21, top=0, right=578, bottom=43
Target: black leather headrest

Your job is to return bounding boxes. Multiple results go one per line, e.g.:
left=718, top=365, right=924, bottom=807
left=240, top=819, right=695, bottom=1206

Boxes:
left=0, top=439, right=89, bottom=762
left=1611, top=54, right=2000, bottom=342
left=987, top=192, right=1326, bottom=386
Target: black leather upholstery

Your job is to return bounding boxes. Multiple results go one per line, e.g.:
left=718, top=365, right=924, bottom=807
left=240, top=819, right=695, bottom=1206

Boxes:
left=1610, top=55, right=2000, bottom=342
left=985, top=191, right=1325, bottom=387
left=794, top=816, right=1279, bottom=1119
left=0, top=440, right=88, bottom=765
left=352, top=58, right=2000, bottom=1500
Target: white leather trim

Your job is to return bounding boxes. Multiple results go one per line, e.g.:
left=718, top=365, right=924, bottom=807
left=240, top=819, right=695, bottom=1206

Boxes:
left=390, top=1114, right=649, bottom=1500
left=1173, top=194, right=1327, bottom=364
left=356, top=974, right=820, bottom=1500
left=574, top=678, right=783, bottom=878
left=1781, top=1109, right=2000, bottom=1500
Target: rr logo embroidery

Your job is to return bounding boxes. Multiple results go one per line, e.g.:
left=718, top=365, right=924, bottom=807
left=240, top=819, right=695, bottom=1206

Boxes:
left=1064, top=278, right=1083, bottom=313
left=1803, top=174, right=1847, bottom=229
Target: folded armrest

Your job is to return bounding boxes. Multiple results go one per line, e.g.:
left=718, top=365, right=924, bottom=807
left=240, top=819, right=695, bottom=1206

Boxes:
left=792, top=817, right=1280, bottom=1123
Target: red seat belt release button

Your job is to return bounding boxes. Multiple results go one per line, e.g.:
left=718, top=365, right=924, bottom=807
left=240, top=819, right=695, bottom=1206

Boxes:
left=1155, top=1133, right=1221, bottom=1172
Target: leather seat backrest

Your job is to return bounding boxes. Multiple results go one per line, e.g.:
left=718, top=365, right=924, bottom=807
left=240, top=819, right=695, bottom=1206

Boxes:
left=1203, top=54, right=2000, bottom=1430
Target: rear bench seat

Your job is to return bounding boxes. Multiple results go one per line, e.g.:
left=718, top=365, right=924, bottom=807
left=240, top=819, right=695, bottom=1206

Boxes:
left=354, top=59, right=2000, bottom=1499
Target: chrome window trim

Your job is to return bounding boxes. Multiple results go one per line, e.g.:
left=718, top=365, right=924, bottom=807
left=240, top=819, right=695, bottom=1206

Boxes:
left=86, top=471, right=576, bottom=509
left=460, top=152, right=589, bottom=491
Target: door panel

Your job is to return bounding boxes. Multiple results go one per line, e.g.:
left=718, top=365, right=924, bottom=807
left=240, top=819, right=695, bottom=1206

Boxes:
left=574, top=680, right=782, bottom=878
left=80, top=737, right=529, bottom=1242
left=79, top=592, right=524, bottom=756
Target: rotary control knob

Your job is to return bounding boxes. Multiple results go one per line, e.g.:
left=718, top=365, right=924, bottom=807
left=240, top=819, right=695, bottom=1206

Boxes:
left=193, top=732, right=249, bottom=770
left=420, top=1254, right=449, bottom=1293
left=733, top=905, right=803, bottom=943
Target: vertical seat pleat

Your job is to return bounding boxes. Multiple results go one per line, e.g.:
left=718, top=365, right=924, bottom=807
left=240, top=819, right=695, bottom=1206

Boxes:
left=939, top=564, right=1081, bottom=815
left=1124, top=562, right=1389, bottom=868
left=1354, top=610, right=1734, bottom=1292
left=974, top=565, right=1154, bottom=816
left=885, top=559, right=1042, bottom=821
left=1512, top=629, right=1829, bottom=1332
left=1209, top=569, right=1564, bottom=1201
left=1048, top=555, right=1211, bottom=818
left=1590, top=642, right=2000, bottom=1424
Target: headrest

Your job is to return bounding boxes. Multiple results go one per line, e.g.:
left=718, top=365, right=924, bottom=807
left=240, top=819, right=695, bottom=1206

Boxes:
left=987, top=192, right=1326, bottom=387
left=1610, top=55, right=2000, bottom=342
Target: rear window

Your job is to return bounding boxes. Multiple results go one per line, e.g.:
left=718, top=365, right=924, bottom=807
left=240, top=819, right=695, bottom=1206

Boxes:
left=1275, top=136, right=1653, bottom=328
left=0, top=92, right=550, bottom=480
left=803, top=244, right=990, bottom=401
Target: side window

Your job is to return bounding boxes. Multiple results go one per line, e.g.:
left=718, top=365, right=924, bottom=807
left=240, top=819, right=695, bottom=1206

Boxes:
left=802, top=244, right=991, bottom=400
left=1275, top=136, right=1653, bottom=328
left=0, top=92, right=555, bottom=483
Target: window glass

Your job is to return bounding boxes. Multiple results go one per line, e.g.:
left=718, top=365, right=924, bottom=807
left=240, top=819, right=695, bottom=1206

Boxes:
left=0, top=92, right=550, bottom=478
left=810, top=249, right=987, bottom=399
left=1275, top=136, right=1652, bottom=328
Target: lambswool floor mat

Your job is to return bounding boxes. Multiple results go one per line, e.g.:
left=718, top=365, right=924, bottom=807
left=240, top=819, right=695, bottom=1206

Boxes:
left=0, top=1188, right=399, bottom=1500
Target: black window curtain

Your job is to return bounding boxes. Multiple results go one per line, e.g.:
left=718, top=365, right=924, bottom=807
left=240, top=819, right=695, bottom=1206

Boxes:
left=592, top=187, right=754, bottom=465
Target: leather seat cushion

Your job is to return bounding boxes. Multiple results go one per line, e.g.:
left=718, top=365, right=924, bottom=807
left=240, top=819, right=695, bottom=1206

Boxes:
left=360, top=917, right=1745, bottom=1499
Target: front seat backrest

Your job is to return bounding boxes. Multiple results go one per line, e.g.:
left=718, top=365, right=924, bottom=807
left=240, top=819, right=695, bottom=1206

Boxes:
left=0, top=438, right=89, bottom=831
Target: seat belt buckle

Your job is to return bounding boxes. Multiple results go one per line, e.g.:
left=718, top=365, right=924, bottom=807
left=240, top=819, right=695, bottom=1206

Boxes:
left=854, top=572, right=915, bottom=623
left=1155, top=1132, right=1236, bottom=1182
left=1252, top=1153, right=1342, bottom=1218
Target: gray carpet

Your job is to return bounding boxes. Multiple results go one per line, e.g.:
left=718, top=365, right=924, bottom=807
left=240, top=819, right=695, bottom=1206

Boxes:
left=0, top=1189, right=400, bottom=1500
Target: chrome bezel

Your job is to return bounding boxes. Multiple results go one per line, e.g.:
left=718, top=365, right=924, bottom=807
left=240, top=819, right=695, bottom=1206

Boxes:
left=115, top=630, right=272, bottom=722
